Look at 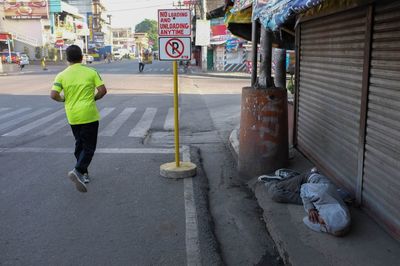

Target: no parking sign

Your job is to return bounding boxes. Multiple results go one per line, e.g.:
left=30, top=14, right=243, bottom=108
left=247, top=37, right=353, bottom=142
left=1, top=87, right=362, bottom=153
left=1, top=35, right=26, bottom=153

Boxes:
left=159, top=37, right=191, bottom=61
left=158, top=9, right=192, bottom=61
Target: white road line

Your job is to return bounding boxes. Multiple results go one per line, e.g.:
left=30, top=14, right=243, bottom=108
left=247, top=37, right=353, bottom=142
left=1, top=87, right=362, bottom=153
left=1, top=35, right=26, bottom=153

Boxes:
left=164, top=107, right=180, bottom=130
left=0, top=108, right=31, bottom=121
left=40, top=108, right=114, bottom=136
left=3, top=109, right=65, bottom=136
left=153, top=68, right=159, bottom=72
left=0, top=108, right=51, bottom=132
left=36, top=118, right=68, bottom=136
left=160, top=68, right=165, bottom=72
left=0, top=147, right=175, bottom=154
left=167, top=68, right=171, bottom=72
left=0, top=108, right=11, bottom=113
left=100, top=107, right=136, bottom=136
left=183, top=146, right=202, bottom=266
left=129, top=107, right=157, bottom=137
left=66, top=108, right=115, bottom=136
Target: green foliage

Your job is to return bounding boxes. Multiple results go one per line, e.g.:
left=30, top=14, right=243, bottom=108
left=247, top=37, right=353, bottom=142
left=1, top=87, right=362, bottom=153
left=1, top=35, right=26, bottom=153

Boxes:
left=287, top=75, right=295, bottom=94
left=135, top=19, right=158, bottom=50
left=135, top=19, right=157, bottom=33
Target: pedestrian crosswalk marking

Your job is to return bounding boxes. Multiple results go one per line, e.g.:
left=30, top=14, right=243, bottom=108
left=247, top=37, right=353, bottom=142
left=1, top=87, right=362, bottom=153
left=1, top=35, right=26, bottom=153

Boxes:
left=129, top=107, right=157, bottom=138
left=66, top=108, right=115, bottom=136
left=36, top=117, right=68, bottom=136
left=99, top=107, right=136, bottom=136
left=3, top=109, right=65, bottom=136
left=0, top=108, right=51, bottom=132
left=35, top=107, right=116, bottom=136
left=0, top=108, right=31, bottom=121
left=164, top=107, right=180, bottom=131
left=0, top=107, right=180, bottom=138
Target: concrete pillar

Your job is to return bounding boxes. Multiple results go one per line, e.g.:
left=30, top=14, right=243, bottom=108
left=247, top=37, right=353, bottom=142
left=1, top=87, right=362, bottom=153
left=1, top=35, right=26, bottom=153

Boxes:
left=274, top=48, right=287, bottom=89
left=238, top=87, right=289, bottom=178
left=258, top=28, right=273, bottom=89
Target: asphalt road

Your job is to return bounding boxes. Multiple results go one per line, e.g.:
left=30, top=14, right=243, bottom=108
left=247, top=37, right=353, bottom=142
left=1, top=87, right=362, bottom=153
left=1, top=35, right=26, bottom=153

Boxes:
left=0, top=60, right=280, bottom=266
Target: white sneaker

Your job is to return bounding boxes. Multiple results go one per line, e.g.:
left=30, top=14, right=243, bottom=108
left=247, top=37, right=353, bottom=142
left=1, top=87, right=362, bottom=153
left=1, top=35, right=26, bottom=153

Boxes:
left=83, top=173, right=90, bottom=184
left=68, top=169, right=88, bottom=193
left=258, top=174, right=283, bottom=182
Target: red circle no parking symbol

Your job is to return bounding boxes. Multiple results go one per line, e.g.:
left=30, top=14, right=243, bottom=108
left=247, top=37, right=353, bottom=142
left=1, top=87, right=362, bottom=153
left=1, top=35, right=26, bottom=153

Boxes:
left=165, top=38, right=185, bottom=58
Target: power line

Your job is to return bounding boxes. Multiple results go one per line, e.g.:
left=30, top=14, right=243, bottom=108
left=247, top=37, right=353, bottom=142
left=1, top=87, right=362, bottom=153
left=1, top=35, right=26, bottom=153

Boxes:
left=107, top=4, right=174, bottom=13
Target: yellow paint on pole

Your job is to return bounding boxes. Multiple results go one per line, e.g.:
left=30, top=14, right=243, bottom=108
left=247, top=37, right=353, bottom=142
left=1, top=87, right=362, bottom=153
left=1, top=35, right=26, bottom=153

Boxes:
left=173, top=61, right=180, bottom=167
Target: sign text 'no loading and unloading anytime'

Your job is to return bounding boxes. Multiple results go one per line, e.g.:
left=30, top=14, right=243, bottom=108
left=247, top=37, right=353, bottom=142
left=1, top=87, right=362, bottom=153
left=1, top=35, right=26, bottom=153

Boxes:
left=159, top=37, right=191, bottom=61
left=158, top=9, right=191, bottom=36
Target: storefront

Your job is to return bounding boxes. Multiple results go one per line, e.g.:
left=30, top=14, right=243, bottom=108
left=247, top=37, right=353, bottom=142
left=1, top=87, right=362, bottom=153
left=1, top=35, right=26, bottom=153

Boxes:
left=295, top=0, right=400, bottom=240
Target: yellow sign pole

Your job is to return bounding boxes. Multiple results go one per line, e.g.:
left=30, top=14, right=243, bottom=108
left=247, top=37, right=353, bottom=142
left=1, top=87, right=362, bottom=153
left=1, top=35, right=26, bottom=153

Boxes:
left=159, top=46, right=197, bottom=179
left=173, top=61, right=180, bottom=167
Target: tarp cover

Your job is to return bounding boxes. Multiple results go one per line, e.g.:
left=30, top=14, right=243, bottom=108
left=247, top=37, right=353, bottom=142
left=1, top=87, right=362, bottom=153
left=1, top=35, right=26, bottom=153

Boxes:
left=253, top=0, right=326, bottom=30
left=231, top=0, right=254, bottom=12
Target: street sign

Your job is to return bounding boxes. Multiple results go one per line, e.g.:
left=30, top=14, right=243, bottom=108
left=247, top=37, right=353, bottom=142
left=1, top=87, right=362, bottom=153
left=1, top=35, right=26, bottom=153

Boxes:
left=159, top=37, right=191, bottom=61
left=55, top=39, right=64, bottom=47
left=158, top=9, right=191, bottom=36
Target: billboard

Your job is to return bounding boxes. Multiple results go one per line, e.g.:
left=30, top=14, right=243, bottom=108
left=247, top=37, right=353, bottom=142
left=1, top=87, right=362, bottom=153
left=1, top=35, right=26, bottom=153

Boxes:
left=210, top=18, right=230, bottom=44
left=3, top=0, right=49, bottom=19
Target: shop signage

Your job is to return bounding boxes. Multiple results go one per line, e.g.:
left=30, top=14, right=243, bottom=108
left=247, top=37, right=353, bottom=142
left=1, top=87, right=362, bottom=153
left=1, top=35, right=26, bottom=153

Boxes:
left=183, top=0, right=197, bottom=5
left=55, top=39, right=64, bottom=47
left=3, top=0, right=49, bottom=19
left=0, top=33, right=12, bottom=41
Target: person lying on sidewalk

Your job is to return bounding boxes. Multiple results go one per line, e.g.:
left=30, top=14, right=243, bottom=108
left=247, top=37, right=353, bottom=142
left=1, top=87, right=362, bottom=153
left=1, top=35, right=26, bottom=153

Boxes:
left=259, top=168, right=351, bottom=237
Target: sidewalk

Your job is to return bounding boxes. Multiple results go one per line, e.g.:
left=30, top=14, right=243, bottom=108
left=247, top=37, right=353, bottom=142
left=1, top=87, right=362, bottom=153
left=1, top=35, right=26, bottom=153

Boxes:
left=229, top=129, right=400, bottom=266
left=189, top=65, right=251, bottom=80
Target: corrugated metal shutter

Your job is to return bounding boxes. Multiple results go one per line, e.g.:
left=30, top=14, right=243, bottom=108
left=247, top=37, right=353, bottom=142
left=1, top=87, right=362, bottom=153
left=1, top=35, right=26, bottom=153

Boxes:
left=362, top=1, right=400, bottom=239
left=297, top=9, right=366, bottom=193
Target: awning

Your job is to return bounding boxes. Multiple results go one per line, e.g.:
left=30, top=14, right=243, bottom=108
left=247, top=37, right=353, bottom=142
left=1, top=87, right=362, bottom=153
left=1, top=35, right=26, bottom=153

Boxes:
left=253, top=0, right=326, bottom=30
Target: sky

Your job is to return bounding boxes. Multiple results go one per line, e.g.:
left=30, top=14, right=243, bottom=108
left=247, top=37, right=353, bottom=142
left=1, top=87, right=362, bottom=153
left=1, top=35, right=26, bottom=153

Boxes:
left=103, top=0, right=175, bottom=29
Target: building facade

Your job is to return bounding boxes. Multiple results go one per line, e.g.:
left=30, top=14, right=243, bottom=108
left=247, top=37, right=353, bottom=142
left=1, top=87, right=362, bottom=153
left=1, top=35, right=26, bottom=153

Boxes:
left=112, top=27, right=134, bottom=52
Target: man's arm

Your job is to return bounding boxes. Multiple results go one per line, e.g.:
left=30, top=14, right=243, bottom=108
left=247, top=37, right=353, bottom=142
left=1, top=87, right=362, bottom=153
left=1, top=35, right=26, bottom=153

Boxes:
left=50, top=90, right=65, bottom=102
left=95, top=85, right=107, bottom=101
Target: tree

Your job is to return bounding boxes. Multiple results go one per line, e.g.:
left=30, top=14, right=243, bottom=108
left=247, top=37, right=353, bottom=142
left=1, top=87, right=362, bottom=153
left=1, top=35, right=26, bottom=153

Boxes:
left=135, top=19, right=158, bottom=50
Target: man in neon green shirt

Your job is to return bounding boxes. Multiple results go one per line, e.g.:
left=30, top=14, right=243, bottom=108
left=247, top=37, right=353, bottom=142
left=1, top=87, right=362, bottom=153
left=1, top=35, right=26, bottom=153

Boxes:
left=50, top=45, right=107, bottom=193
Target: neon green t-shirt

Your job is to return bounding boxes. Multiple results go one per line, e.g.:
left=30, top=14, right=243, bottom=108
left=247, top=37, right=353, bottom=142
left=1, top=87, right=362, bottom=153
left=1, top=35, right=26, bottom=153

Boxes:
left=52, top=64, right=104, bottom=125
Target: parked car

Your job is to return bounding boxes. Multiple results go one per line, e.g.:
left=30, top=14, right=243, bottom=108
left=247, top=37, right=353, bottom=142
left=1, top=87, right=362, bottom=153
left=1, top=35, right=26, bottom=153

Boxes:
left=19, top=53, right=30, bottom=65
left=83, top=54, right=94, bottom=64
left=113, top=52, right=123, bottom=60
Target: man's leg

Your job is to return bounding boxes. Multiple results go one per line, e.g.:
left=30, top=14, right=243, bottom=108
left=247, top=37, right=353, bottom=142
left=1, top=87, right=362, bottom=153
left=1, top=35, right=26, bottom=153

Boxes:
left=75, top=121, right=99, bottom=175
left=264, top=174, right=308, bottom=204
left=70, top=124, right=83, bottom=161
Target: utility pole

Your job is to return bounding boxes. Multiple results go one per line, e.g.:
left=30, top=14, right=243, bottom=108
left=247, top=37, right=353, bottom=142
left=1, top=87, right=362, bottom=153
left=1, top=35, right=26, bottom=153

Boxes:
left=201, top=0, right=207, bottom=72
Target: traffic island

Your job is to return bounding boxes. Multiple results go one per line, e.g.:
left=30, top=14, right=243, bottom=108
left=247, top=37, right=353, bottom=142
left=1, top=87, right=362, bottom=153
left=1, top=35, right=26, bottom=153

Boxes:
left=160, top=161, right=197, bottom=179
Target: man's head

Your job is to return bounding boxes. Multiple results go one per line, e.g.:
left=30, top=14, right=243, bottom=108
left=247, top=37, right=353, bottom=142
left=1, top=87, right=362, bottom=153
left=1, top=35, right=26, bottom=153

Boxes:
left=66, top=45, right=83, bottom=63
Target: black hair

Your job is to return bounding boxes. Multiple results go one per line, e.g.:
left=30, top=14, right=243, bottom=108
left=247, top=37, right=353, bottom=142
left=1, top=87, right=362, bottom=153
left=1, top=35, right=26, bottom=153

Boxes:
left=66, top=45, right=83, bottom=63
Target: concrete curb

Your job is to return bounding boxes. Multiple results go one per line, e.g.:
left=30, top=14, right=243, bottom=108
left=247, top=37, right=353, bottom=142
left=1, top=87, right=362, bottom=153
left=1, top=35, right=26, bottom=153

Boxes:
left=189, top=69, right=251, bottom=80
